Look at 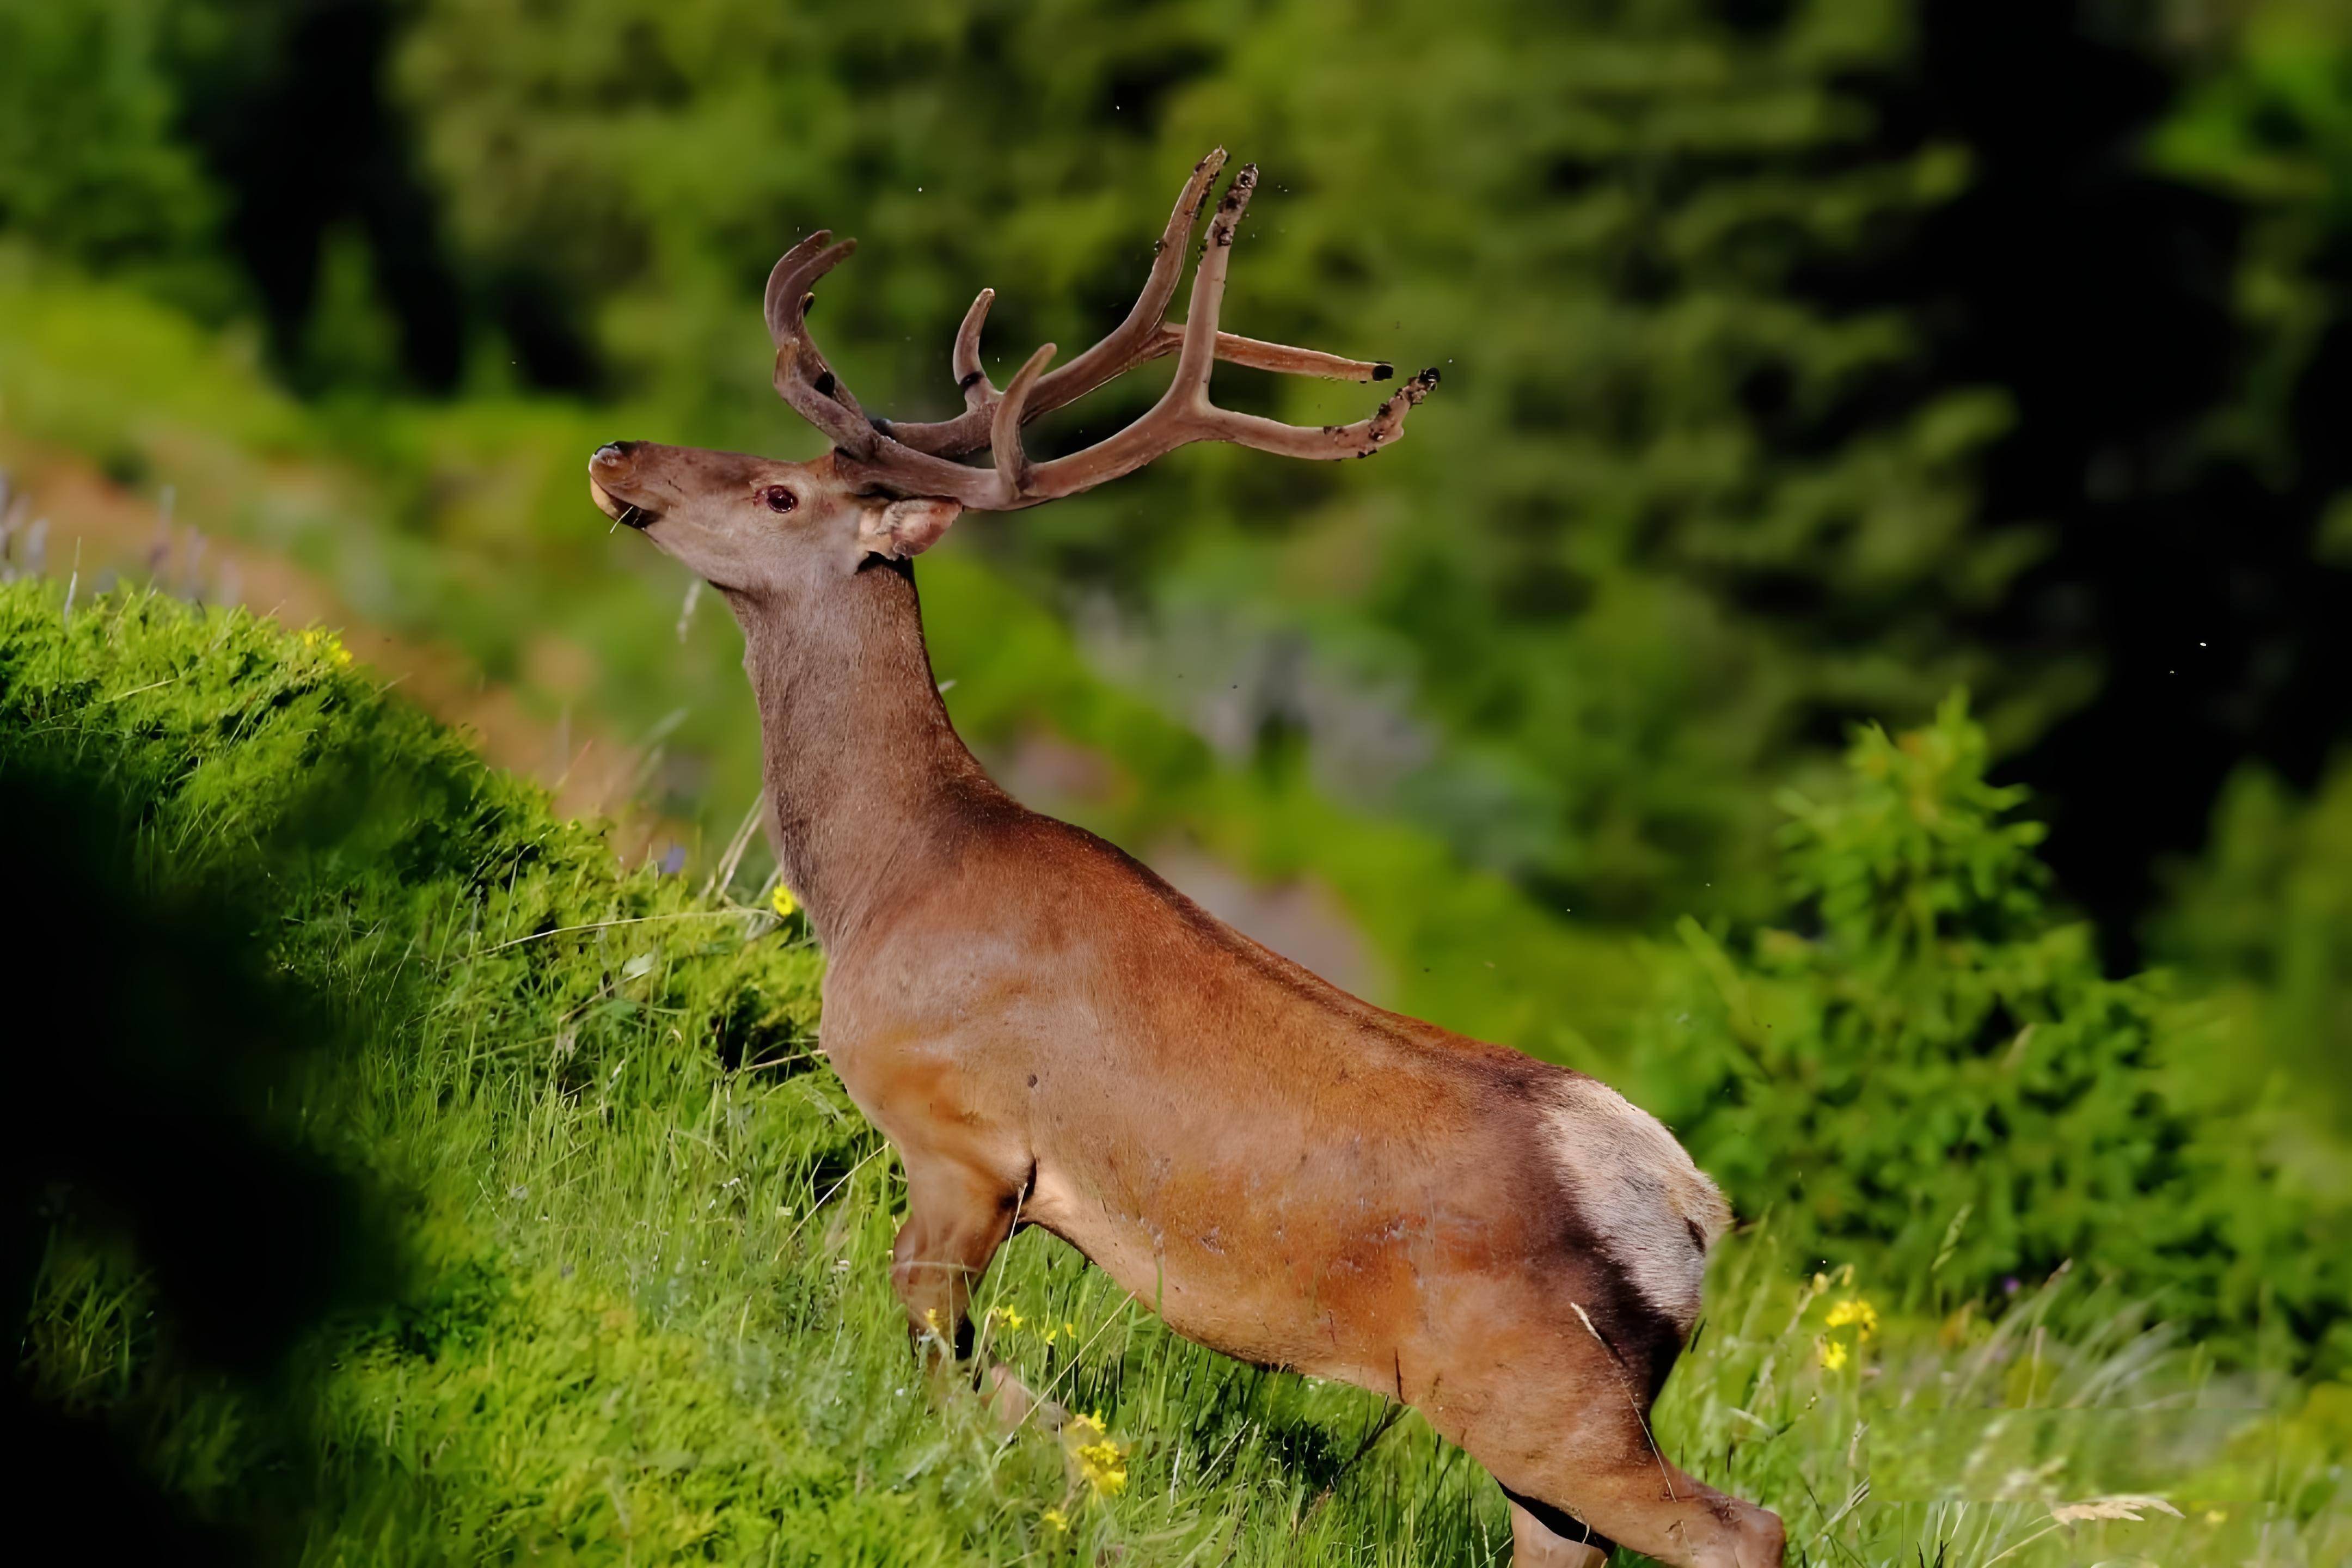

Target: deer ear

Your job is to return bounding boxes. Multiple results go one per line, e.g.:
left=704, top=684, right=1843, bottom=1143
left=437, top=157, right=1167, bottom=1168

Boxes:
left=856, top=497, right=962, bottom=559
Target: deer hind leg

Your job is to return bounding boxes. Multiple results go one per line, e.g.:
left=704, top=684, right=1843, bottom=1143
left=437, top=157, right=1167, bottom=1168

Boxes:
left=1492, top=1422, right=1783, bottom=1568
left=888, top=1153, right=1064, bottom=1430
left=1440, top=1304, right=1782, bottom=1568
left=1538, top=1457, right=1781, bottom=1568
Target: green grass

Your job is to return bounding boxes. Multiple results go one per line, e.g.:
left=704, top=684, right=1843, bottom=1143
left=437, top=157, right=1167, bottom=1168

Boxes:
left=5, top=580, right=2345, bottom=1565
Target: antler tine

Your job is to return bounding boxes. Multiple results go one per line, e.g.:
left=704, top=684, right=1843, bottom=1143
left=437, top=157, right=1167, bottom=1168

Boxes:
left=1172, top=163, right=1257, bottom=399
left=1190, top=364, right=1441, bottom=462
left=990, top=342, right=1057, bottom=496
left=764, top=231, right=851, bottom=345
left=1144, top=328, right=1393, bottom=382
left=951, top=288, right=997, bottom=411
left=765, top=232, right=890, bottom=458
left=964, top=164, right=1263, bottom=499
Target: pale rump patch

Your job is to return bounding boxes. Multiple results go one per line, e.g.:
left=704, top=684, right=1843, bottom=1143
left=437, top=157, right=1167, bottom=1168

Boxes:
left=1546, top=1080, right=1730, bottom=1331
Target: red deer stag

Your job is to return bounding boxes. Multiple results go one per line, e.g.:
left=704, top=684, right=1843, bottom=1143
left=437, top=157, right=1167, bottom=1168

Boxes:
left=587, top=150, right=1784, bottom=1568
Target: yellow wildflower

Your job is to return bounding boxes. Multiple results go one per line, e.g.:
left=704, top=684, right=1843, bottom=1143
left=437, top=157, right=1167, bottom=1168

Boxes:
left=1076, top=1440, right=1127, bottom=1494
left=299, top=628, right=353, bottom=667
left=770, top=881, right=799, bottom=918
left=1040, top=1507, right=1069, bottom=1534
left=1818, top=1338, right=1850, bottom=1371
left=992, top=1306, right=1024, bottom=1331
left=1825, top=1297, right=1879, bottom=1340
left=1065, top=1412, right=1130, bottom=1496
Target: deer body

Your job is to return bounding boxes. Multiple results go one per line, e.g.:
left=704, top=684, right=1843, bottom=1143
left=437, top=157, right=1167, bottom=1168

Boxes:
left=590, top=152, right=1785, bottom=1568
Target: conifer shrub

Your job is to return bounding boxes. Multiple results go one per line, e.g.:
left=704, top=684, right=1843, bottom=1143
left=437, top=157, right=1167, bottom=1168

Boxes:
left=1637, top=697, right=2351, bottom=1370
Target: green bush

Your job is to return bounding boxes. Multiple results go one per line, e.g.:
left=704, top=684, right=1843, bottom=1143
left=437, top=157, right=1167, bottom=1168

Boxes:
left=1636, top=696, right=2351, bottom=1368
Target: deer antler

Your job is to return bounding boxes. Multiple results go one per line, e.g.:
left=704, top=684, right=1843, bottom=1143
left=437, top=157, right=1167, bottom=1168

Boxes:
left=763, top=150, right=1438, bottom=511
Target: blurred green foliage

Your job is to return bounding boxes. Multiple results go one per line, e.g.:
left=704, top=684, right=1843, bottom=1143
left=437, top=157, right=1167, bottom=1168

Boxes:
left=2152, top=762, right=2352, bottom=1140
left=0, top=0, right=226, bottom=309
left=2157, top=0, right=2352, bottom=440
left=2142, top=0, right=2352, bottom=1131
left=1638, top=698, right=2352, bottom=1370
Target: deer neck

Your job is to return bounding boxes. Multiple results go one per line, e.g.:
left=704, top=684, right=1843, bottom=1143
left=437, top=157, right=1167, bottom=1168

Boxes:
left=730, top=557, right=994, bottom=950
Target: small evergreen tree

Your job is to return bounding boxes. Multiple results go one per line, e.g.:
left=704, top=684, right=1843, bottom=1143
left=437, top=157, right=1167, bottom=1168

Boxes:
left=1639, top=696, right=2349, bottom=1367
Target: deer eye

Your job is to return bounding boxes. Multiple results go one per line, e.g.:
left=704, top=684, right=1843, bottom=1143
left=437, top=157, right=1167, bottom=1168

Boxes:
left=762, top=485, right=797, bottom=513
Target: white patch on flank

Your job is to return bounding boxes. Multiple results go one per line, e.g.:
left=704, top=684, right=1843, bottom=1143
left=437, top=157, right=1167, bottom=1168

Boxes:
left=1546, top=1078, right=1731, bottom=1332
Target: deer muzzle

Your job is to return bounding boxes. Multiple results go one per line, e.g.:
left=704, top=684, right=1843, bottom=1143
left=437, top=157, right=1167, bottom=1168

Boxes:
left=588, top=442, right=657, bottom=529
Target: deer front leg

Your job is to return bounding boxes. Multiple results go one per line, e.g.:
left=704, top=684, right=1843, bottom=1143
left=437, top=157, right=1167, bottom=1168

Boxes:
left=890, top=1153, right=1064, bottom=1429
left=891, top=1154, right=1015, bottom=1361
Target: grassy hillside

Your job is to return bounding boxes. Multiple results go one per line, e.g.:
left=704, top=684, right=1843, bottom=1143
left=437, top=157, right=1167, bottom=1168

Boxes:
left=5, top=580, right=2345, bottom=1565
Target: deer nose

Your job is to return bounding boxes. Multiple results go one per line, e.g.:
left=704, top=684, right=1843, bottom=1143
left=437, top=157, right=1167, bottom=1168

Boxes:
left=592, top=440, right=640, bottom=470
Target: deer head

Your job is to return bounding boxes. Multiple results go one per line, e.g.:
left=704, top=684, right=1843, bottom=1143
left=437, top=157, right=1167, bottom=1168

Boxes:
left=587, top=149, right=1439, bottom=595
